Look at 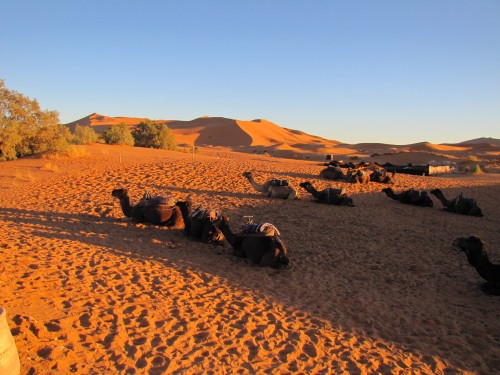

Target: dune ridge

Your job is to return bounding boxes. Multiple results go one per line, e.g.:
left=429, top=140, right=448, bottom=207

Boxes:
left=64, top=114, right=500, bottom=162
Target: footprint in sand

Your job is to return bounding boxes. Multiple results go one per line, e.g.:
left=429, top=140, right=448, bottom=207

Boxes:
left=79, top=313, right=91, bottom=328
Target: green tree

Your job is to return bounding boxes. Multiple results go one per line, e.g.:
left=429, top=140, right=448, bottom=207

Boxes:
left=132, top=120, right=177, bottom=150
left=102, top=123, right=134, bottom=146
left=0, top=79, right=68, bottom=160
left=72, top=124, right=99, bottom=145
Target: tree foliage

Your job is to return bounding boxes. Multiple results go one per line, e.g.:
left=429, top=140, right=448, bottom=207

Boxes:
left=102, top=123, right=134, bottom=146
left=72, top=124, right=99, bottom=145
left=0, top=79, right=69, bottom=160
left=132, top=120, right=177, bottom=150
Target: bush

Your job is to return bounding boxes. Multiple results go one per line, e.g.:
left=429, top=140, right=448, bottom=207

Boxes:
left=72, top=124, right=99, bottom=145
left=0, top=79, right=69, bottom=160
left=471, top=164, right=483, bottom=174
left=132, top=120, right=177, bottom=150
left=102, top=123, right=134, bottom=146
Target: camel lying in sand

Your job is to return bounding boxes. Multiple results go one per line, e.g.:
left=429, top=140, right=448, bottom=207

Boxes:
left=242, top=171, right=297, bottom=200
left=431, top=189, right=483, bottom=217
left=370, top=169, right=395, bottom=184
left=320, top=166, right=368, bottom=184
left=299, top=182, right=354, bottom=206
left=453, top=236, right=500, bottom=295
left=217, top=216, right=289, bottom=268
left=111, top=188, right=185, bottom=229
left=382, top=188, right=433, bottom=207
left=178, top=202, right=225, bottom=245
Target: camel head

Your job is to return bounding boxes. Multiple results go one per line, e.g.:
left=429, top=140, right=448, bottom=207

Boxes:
left=242, top=171, right=252, bottom=178
left=111, top=188, right=128, bottom=199
left=275, top=240, right=290, bottom=266
left=452, top=236, right=487, bottom=267
left=340, top=195, right=355, bottom=207
left=299, top=181, right=311, bottom=190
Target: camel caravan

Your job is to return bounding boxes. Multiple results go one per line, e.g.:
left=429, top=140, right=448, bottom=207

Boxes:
left=111, top=165, right=486, bottom=279
left=111, top=187, right=289, bottom=269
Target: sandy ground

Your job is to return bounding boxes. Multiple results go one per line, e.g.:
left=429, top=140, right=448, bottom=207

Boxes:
left=1, top=144, right=499, bottom=374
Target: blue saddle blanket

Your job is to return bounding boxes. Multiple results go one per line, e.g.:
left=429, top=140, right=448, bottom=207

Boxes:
left=242, top=223, right=280, bottom=237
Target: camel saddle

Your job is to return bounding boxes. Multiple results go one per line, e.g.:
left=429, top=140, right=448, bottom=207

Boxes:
left=191, top=208, right=219, bottom=222
left=270, top=179, right=289, bottom=187
left=408, top=189, right=428, bottom=201
left=242, top=223, right=281, bottom=238
left=144, top=204, right=176, bottom=225
left=139, top=194, right=178, bottom=225
left=140, top=195, right=177, bottom=207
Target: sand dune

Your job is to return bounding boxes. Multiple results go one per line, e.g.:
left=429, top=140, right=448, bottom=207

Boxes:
left=1, top=144, right=499, bottom=374
left=64, top=114, right=500, bottom=164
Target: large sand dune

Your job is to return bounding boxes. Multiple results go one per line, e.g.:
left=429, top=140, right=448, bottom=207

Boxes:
left=1, top=144, right=499, bottom=374
left=64, top=114, right=500, bottom=162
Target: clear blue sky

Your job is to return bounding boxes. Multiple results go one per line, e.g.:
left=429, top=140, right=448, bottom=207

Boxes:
left=1, top=0, right=499, bottom=144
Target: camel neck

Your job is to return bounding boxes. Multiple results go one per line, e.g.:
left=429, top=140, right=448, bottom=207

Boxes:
left=119, top=195, right=133, bottom=218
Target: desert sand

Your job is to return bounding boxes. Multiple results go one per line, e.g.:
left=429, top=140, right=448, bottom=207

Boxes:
left=1, top=143, right=499, bottom=374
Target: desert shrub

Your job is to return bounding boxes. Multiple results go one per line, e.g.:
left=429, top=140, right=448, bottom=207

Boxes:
left=467, top=155, right=479, bottom=162
left=73, top=124, right=99, bottom=145
left=132, top=120, right=177, bottom=150
left=0, top=79, right=69, bottom=160
left=471, top=164, right=483, bottom=174
left=102, top=123, right=134, bottom=146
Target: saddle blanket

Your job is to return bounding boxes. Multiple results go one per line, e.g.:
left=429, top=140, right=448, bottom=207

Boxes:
left=191, top=209, right=219, bottom=221
left=242, top=223, right=281, bottom=237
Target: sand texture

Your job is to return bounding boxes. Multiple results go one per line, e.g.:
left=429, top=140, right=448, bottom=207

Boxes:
left=1, top=144, right=499, bottom=374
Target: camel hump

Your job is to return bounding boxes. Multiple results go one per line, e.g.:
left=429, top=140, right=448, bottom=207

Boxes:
left=242, top=223, right=280, bottom=237
left=191, top=209, right=219, bottom=221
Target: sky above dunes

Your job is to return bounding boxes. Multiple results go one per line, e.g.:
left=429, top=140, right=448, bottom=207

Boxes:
left=1, top=1, right=499, bottom=145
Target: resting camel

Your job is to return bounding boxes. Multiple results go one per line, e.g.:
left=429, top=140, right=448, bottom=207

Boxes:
left=320, top=166, right=366, bottom=184
left=319, top=166, right=350, bottom=181
left=382, top=187, right=433, bottom=207
left=217, top=216, right=289, bottom=268
left=299, top=182, right=354, bottom=206
left=453, top=236, right=500, bottom=295
left=349, top=169, right=370, bottom=184
left=111, top=188, right=185, bottom=228
left=242, top=171, right=297, bottom=200
left=370, top=169, right=395, bottom=184
left=430, top=189, right=483, bottom=217
left=178, top=202, right=225, bottom=245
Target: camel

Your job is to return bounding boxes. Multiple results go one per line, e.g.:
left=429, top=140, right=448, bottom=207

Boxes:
left=242, top=171, right=297, bottom=200
left=382, top=187, right=433, bottom=207
left=177, top=202, right=225, bottom=245
left=111, top=188, right=185, bottom=228
left=299, top=182, right=355, bottom=206
left=320, top=166, right=366, bottom=183
left=217, top=216, right=289, bottom=268
left=370, top=169, right=395, bottom=184
left=430, top=189, right=483, bottom=217
left=349, top=169, right=370, bottom=184
left=319, top=166, right=350, bottom=181
left=453, top=236, right=500, bottom=295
